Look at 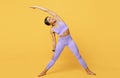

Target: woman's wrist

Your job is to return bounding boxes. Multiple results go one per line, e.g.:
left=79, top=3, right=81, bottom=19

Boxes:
left=37, top=6, right=48, bottom=11
left=52, top=50, right=55, bottom=52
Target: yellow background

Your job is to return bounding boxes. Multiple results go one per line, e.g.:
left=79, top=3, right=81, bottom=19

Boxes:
left=0, top=0, right=120, bottom=78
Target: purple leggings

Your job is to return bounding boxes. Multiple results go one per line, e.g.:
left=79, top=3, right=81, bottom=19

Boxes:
left=46, top=35, right=88, bottom=70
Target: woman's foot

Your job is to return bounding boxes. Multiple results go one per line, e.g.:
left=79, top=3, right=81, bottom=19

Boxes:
left=38, top=68, right=48, bottom=77
left=86, top=70, right=96, bottom=75
left=85, top=67, right=96, bottom=75
left=38, top=72, right=46, bottom=77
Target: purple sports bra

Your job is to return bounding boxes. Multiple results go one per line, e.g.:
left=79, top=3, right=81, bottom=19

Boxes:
left=52, top=21, right=68, bottom=36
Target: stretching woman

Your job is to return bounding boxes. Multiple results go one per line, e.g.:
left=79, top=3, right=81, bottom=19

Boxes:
left=30, top=5, right=96, bottom=77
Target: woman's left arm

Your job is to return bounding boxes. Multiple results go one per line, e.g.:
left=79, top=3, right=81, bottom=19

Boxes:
left=30, top=5, right=64, bottom=22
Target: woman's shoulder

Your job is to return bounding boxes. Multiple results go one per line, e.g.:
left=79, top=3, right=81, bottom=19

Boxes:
left=57, top=21, right=65, bottom=24
left=57, top=21, right=68, bottom=28
left=50, top=27, right=55, bottom=32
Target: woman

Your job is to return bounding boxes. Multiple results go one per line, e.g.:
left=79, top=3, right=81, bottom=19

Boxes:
left=30, top=6, right=96, bottom=77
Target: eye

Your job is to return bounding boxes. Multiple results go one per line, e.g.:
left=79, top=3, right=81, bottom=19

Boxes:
left=47, top=18, right=50, bottom=21
left=48, top=19, right=50, bottom=21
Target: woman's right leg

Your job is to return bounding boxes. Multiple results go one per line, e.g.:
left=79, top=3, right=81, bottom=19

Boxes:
left=38, top=40, right=65, bottom=77
left=45, top=41, right=65, bottom=70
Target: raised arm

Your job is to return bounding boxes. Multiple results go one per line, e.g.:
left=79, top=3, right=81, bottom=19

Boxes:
left=30, top=6, right=64, bottom=22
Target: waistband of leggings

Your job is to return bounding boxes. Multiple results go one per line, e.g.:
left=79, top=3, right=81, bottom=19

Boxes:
left=58, top=34, right=72, bottom=39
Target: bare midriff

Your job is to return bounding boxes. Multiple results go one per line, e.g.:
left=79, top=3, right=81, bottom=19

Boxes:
left=59, top=29, right=70, bottom=37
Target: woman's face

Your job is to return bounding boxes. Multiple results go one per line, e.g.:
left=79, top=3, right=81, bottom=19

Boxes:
left=47, top=17, right=56, bottom=25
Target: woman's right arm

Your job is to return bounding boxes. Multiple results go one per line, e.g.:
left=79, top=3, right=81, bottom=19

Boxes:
left=50, top=29, right=56, bottom=52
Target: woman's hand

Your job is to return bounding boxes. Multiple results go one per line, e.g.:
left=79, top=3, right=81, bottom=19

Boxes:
left=29, top=6, right=48, bottom=12
left=51, top=53, right=54, bottom=59
left=29, top=6, right=39, bottom=9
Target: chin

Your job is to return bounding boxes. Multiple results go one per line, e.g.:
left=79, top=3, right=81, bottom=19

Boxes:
left=54, top=20, right=56, bottom=23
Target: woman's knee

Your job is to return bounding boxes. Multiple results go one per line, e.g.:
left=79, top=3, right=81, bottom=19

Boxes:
left=75, top=53, right=82, bottom=59
left=52, top=55, right=58, bottom=62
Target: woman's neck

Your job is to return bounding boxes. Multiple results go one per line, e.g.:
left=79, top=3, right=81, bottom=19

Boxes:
left=52, top=21, right=57, bottom=27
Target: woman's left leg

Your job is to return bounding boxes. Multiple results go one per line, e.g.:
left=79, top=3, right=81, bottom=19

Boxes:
left=67, top=39, right=96, bottom=75
left=67, top=39, right=88, bottom=69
